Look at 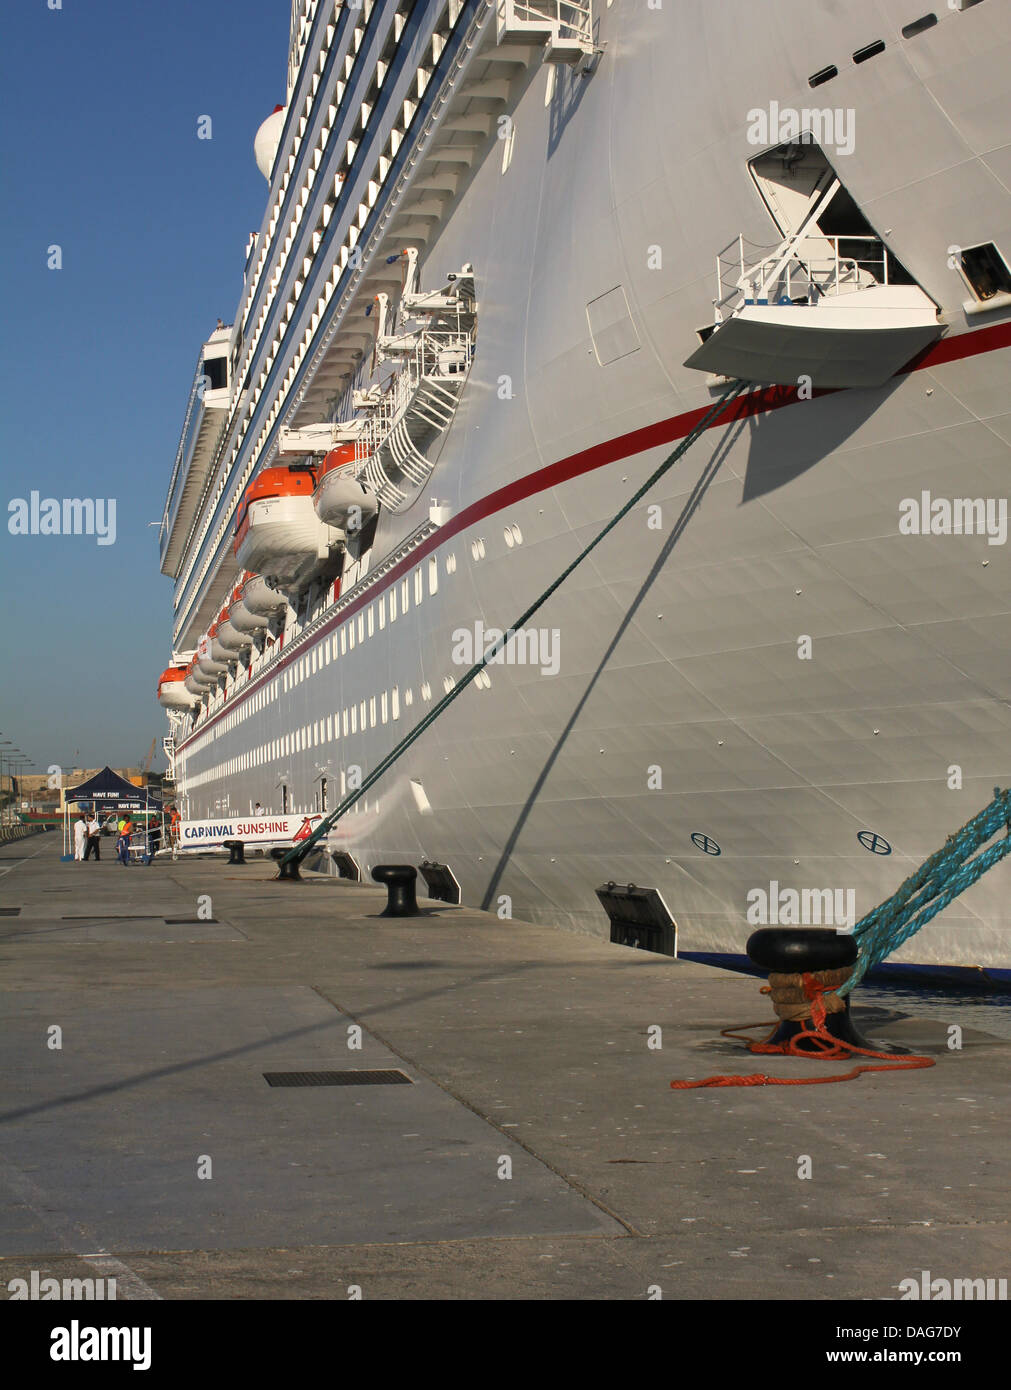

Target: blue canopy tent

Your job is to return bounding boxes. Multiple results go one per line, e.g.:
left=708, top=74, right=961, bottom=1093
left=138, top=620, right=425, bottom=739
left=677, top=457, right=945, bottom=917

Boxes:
left=63, top=766, right=163, bottom=861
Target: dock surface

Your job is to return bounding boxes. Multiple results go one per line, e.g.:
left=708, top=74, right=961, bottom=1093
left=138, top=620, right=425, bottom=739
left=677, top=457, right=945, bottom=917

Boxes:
left=1, top=832, right=1007, bottom=1300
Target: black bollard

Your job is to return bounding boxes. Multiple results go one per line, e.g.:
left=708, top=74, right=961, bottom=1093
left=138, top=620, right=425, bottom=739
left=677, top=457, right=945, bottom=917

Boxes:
left=223, top=839, right=246, bottom=865
left=746, top=927, right=878, bottom=1053
left=271, top=847, right=301, bottom=880
left=371, top=864, right=420, bottom=917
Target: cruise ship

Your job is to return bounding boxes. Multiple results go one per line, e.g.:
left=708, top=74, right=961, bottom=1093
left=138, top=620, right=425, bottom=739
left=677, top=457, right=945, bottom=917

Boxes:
left=157, top=0, right=1011, bottom=973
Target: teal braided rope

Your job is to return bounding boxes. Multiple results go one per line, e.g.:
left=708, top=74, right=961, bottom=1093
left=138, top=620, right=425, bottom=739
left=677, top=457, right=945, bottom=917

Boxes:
left=837, top=787, right=1011, bottom=995
left=281, top=379, right=748, bottom=868
left=852, top=788, right=1011, bottom=949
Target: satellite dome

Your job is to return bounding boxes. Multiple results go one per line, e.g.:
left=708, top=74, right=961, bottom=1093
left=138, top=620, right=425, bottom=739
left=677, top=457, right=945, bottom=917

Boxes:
left=254, top=105, right=286, bottom=180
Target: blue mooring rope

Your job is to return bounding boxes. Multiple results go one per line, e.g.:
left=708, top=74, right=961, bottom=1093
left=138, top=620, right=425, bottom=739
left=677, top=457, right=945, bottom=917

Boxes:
left=837, top=786, right=1011, bottom=996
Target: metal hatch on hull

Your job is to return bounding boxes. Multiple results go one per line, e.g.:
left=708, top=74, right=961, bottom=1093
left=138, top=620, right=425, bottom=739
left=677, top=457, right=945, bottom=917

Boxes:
left=686, top=148, right=942, bottom=389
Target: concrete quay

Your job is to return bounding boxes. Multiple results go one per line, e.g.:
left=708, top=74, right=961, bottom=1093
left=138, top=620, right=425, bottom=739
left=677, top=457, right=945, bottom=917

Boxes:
left=1, top=832, right=1007, bottom=1301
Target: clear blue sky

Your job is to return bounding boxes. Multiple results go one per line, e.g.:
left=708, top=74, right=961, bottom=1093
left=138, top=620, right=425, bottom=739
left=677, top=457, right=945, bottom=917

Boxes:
left=0, top=0, right=289, bottom=778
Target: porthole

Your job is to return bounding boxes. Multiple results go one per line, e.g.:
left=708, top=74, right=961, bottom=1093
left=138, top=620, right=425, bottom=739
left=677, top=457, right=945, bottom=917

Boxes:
left=901, top=14, right=938, bottom=39
left=808, top=65, right=838, bottom=87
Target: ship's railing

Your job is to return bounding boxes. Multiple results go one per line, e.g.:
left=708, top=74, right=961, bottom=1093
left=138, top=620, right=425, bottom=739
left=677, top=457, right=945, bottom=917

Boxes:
left=714, top=232, right=889, bottom=320
left=160, top=350, right=211, bottom=555
left=497, top=0, right=594, bottom=49
left=345, top=326, right=474, bottom=462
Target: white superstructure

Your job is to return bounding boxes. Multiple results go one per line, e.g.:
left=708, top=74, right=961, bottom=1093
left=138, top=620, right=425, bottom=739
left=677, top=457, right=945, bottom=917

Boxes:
left=158, top=0, right=1011, bottom=973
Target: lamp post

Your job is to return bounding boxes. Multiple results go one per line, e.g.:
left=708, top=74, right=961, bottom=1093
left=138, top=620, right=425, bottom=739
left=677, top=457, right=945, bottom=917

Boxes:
left=11, top=757, right=31, bottom=817
left=0, top=742, right=15, bottom=825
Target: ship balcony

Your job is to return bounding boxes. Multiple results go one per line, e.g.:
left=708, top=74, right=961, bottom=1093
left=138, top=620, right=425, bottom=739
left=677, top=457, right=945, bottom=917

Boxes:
left=685, top=233, right=941, bottom=390
left=160, top=329, right=233, bottom=578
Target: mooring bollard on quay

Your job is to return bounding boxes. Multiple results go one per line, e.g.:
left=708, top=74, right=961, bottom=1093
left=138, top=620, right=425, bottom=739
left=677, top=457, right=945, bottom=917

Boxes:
left=271, top=847, right=300, bottom=880
left=371, top=864, right=420, bottom=917
left=746, top=926, right=875, bottom=1053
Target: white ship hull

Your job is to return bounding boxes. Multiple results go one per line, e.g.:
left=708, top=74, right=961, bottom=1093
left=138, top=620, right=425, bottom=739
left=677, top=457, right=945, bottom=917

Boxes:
left=162, top=0, right=1011, bottom=973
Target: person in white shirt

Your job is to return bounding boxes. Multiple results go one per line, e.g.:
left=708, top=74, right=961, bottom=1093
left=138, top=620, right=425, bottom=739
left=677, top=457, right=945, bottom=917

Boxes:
left=83, top=814, right=101, bottom=861
left=73, top=814, right=87, bottom=860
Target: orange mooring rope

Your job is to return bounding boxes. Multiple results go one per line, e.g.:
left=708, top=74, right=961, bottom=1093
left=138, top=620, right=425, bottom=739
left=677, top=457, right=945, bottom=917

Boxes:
left=670, top=973, right=936, bottom=1089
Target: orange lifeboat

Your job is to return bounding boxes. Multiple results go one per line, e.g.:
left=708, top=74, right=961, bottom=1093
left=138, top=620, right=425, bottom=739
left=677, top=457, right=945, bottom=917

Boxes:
left=157, top=667, right=198, bottom=710
left=233, top=466, right=345, bottom=592
left=230, top=572, right=280, bottom=632
left=184, top=657, right=213, bottom=695
left=196, top=623, right=229, bottom=680
left=214, top=594, right=252, bottom=655
left=313, top=446, right=378, bottom=531
left=238, top=572, right=288, bottom=624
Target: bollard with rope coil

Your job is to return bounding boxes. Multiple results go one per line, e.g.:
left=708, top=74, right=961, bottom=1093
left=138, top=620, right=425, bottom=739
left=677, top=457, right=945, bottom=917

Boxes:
left=671, top=788, right=1011, bottom=1090
left=670, top=968, right=936, bottom=1090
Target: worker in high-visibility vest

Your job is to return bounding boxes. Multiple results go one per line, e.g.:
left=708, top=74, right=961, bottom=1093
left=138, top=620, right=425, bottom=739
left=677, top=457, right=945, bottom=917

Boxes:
left=117, top=815, right=134, bottom=866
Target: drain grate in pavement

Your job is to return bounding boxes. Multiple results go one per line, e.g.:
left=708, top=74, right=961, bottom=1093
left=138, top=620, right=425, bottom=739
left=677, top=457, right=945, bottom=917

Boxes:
left=0, top=908, right=21, bottom=917
left=263, top=1070, right=413, bottom=1088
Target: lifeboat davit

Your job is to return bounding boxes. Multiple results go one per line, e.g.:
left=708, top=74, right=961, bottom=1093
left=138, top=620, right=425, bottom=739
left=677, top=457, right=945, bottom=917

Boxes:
left=233, top=466, right=344, bottom=593
left=313, top=446, right=379, bottom=531
left=157, top=667, right=198, bottom=710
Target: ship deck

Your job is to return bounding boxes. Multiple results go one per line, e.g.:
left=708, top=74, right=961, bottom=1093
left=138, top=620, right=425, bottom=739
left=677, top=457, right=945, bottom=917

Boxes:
left=1, top=832, right=1007, bottom=1301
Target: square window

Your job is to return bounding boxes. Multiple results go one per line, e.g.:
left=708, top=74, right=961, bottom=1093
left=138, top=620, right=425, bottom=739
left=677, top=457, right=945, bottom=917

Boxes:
left=959, top=243, right=1011, bottom=302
